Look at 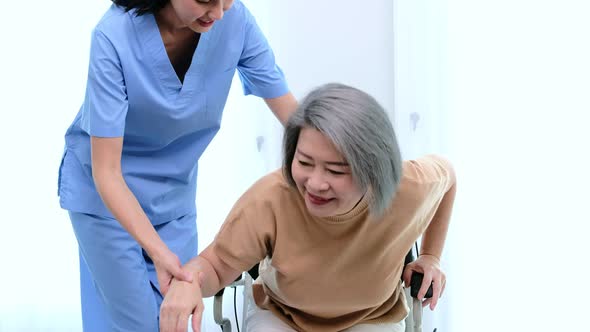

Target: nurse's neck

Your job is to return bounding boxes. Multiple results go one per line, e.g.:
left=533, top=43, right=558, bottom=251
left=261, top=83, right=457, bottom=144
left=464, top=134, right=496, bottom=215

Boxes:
left=155, top=5, right=194, bottom=36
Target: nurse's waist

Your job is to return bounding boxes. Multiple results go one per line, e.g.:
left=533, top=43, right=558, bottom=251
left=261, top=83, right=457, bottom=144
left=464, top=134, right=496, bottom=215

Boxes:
left=123, top=172, right=197, bottom=187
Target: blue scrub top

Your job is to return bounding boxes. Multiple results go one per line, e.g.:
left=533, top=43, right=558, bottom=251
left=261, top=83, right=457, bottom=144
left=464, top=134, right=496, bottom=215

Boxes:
left=58, top=1, right=289, bottom=224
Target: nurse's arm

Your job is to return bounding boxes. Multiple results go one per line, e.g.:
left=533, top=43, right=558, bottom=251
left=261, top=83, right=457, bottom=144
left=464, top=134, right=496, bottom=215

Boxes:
left=264, top=91, right=298, bottom=125
left=90, top=137, right=193, bottom=289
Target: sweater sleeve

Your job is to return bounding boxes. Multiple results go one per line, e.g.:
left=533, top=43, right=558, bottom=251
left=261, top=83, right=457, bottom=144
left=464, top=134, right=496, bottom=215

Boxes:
left=400, top=155, right=456, bottom=233
left=406, top=155, right=456, bottom=192
left=212, top=180, right=278, bottom=273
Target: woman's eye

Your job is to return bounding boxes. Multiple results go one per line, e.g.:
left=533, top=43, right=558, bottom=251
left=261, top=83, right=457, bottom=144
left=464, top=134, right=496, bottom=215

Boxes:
left=328, top=169, right=346, bottom=175
left=298, top=160, right=312, bottom=167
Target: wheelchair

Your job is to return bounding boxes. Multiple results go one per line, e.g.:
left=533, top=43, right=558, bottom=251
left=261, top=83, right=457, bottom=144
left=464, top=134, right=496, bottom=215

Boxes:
left=213, top=243, right=436, bottom=332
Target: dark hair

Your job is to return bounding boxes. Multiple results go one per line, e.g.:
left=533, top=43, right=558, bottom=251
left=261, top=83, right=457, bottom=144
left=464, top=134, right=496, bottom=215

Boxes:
left=111, top=0, right=169, bottom=15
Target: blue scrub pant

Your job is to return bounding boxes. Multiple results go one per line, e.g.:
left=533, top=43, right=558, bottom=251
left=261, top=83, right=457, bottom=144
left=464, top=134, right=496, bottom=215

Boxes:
left=69, top=211, right=198, bottom=332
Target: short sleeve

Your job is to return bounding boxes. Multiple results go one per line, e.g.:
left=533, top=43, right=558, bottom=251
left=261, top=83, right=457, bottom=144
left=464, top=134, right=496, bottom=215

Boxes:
left=79, top=29, right=128, bottom=137
left=237, top=5, right=289, bottom=98
left=213, top=191, right=277, bottom=273
left=406, top=155, right=456, bottom=192
left=424, top=155, right=456, bottom=192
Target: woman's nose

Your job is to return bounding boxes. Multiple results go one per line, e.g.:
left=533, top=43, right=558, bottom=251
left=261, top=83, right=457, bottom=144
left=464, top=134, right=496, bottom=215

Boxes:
left=307, top=172, right=329, bottom=192
left=208, top=1, right=224, bottom=20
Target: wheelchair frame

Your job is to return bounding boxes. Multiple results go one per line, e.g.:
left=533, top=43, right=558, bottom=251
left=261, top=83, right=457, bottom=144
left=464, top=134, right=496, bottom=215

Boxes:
left=213, top=244, right=431, bottom=332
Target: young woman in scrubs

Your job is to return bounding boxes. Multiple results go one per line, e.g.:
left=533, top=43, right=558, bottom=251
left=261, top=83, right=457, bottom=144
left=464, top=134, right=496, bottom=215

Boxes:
left=57, top=0, right=297, bottom=331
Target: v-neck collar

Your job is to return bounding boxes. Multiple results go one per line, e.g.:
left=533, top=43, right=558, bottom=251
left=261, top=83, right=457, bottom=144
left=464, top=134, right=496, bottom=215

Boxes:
left=131, top=11, right=220, bottom=96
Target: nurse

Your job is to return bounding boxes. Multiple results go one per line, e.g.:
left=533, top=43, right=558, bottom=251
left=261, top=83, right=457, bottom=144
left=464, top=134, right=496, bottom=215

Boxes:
left=57, top=0, right=297, bottom=331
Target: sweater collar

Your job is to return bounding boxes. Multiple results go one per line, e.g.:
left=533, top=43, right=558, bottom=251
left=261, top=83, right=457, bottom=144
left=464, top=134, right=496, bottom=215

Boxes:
left=320, top=195, right=369, bottom=223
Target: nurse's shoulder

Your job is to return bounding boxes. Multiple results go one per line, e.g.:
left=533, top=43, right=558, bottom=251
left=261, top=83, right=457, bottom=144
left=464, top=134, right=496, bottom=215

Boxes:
left=90, top=4, right=137, bottom=45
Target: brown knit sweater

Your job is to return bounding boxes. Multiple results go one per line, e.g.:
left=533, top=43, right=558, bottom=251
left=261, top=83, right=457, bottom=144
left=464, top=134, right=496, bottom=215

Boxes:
left=213, top=155, right=455, bottom=331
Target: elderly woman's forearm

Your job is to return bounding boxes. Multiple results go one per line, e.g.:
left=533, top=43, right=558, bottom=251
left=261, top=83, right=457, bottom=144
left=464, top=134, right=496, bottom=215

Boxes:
left=420, top=182, right=456, bottom=259
left=183, top=248, right=243, bottom=297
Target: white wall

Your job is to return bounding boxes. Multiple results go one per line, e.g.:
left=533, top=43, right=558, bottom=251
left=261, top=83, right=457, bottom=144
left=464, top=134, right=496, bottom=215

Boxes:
left=444, top=1, right=590, bottom=331
left=392, top=2, right=450, bottom=331
left=244, top=0, right=395, bottom=169
left=395, top=1, right=590, bottom=331
left=0, top=1, right=111, bottom=331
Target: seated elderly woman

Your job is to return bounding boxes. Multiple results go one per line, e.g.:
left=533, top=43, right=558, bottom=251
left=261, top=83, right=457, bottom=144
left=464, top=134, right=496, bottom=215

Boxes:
left=159, top=83, right=456, bottom=332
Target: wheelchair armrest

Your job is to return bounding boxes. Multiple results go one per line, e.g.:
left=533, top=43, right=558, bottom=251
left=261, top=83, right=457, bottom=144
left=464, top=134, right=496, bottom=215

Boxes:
left=403, top=248, right=433, bottom=299
left=215, top=273, right=244, bottom=297
left=214, top=275, right=246, bottom=332
left=214, top=291, right=232, bottom=331
left=409, top=272, right=433, bottom=298
left=213, top=266, right=257, bottom=332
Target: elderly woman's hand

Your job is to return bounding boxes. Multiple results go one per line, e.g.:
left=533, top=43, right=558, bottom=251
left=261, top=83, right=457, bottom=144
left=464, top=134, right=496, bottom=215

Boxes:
left=402, top=254, right=446, bottom=310
left=159, top=272, right=205, bottom=332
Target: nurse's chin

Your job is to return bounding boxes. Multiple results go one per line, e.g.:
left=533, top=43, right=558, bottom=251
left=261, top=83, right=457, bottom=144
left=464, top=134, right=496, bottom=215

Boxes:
left=189, top=22, right=214, bottom=33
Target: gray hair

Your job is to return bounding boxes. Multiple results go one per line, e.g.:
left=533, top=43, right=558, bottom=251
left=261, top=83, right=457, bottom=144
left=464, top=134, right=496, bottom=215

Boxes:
left=283, top=83, right=403, bottom=217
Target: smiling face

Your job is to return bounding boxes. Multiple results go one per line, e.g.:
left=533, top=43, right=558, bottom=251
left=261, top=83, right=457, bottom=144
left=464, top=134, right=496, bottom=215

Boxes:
left=167, top=0, right=234, bottom=33
left=291, top=127, right=365, bottom=218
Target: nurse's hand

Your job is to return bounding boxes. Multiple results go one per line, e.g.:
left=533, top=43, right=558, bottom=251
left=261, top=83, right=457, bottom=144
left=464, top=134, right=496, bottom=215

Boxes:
left=152, top=248, right=194, bottom=296
left=160, top=273, right=204, bottom=332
